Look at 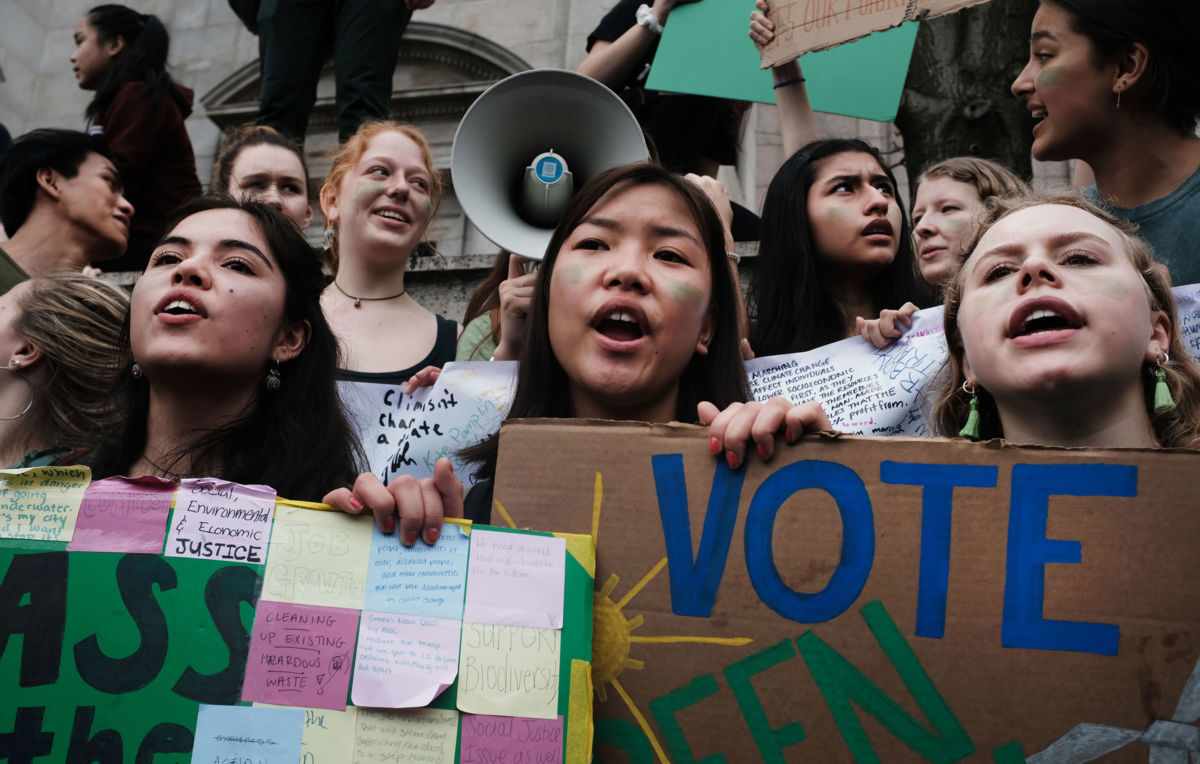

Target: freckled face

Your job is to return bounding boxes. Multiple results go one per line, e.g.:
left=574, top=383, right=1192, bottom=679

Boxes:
left=547, top=183, right=714, bottom=420
left=322, top=131, right=434, bottom=263
left=957, top=204, right=1162, bottom=402
left=912, top=177, right=984, bottom=288
left=1010, top=2, right=1121, bottom=161
left=228, top=145, right=313, bottom=230
left=131, top=209, right=299, bottom=384
left=806, top=152, right=902, bottom=276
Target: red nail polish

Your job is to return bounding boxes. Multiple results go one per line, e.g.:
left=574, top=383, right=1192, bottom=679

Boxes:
left=383, top=517, right=394, bottom=534
left=404, top=530, right=419, bottom=546
left=757, top=444, right=769, bottom=461
left=349, top=496, right=363, bottom=510
left=709, top=437, right=720, bottom=454
left=785, top=427, right=796, bottom=443
left=425, top=527, right=440, bottom=545
left=726, top=451, right=739, bottom=469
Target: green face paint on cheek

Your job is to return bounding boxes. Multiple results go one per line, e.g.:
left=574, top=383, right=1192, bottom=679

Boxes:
left=1036, top=66, right=1067, bottom=89
left=354, top=179, right=388, bottom=204
left=669, top=280, right=705, bottom=310
left=1080, top=273, right=1134, bottom=302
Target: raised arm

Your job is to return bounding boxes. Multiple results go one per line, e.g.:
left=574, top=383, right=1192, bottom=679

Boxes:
left=749, top=0, right=819, bottom=157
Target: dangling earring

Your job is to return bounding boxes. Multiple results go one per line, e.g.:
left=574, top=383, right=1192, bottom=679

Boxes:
left=265, top=361, right=281, bottom=392
left=1116, top=78, right=1127, bottom=111
left=1153, top=351, right=1175, bottom=414
left=131, top=361, right=143, bottom=379
left=0, top=361, right=33, bottom=420
left=323, top=227, right=335, bottom=252
left=959, top=380, right=981, bottom=441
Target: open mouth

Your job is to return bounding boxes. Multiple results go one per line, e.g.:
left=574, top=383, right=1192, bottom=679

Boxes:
left=375, top=209, right=410, bottom=224
left=1009, top=304, right=1082, bottom=338
left=162, top=300, right=200, bottom=317
left=862, top=219, right=894, bottom=238
left=592, top=309, right=645, bottom=342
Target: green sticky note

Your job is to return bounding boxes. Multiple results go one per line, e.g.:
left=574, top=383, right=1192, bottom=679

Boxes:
left=644, top=0, right=918, bottom=123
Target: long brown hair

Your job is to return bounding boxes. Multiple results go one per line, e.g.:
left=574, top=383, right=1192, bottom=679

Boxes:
left=929, top=191, right=1200, bottom=448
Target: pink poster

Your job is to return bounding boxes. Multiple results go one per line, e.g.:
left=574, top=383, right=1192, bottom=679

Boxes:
left=242, top=600, right=360, bottom=710
left=68, top=476, right=176, bottom=553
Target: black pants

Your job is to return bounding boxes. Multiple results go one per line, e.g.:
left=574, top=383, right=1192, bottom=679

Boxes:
left=256, top=0, right=413, bottom=142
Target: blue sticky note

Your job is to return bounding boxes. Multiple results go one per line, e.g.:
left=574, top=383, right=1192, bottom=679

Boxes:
left=191, top=705, right=304, bottom=763
left=645, top=0, right=918, bottom=122
left=363, top=521, right=470, bottom=619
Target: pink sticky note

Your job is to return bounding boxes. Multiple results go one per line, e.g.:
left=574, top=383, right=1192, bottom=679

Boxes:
left=68, top=476, right=176, bottom=553
left=351, top=612, right=460, bottom=708
left=242, top=601, right=360, bottom=710
left=459, top=715, right=563, bottom=764
left=464, top=530, right=565, bottom=628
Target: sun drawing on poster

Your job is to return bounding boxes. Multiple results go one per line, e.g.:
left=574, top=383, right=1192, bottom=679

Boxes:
left=494, top=471, right=752, bottom=761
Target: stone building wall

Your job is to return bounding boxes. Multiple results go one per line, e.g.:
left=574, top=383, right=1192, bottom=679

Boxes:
left=0, top=0, right=1068, bottom=320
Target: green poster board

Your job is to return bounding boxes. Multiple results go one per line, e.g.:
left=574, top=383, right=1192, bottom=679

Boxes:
left=644, top=0, right=918, bottom=122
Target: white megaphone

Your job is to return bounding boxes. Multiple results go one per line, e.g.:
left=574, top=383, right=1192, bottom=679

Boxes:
left=451, top=69, right=650, bottom=260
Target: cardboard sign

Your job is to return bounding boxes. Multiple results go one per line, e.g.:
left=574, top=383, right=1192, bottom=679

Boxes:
left=494, top=420, right=1200, bottom=761
left=761, top=0, right=990, bottom=65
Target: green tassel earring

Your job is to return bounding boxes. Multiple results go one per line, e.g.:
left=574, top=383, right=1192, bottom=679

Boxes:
left=1153, top=353, right=1175, bottom=415
left=959, top=380, right=981, bottom=441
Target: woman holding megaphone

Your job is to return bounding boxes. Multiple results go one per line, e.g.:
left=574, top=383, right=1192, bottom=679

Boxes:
left=319, top=121, right=460, bottom=385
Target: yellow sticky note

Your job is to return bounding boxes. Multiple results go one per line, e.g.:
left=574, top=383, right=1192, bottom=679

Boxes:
left=261, top=504, right=372, bottom=609
left=256, top=704, right=358, bottom=763
left=0, top=466, right=90, bottom=542
left=457, top=622, right=561, bottom=719
left=352, top=706, right=457, bottom=764
left=567, top=659, right=593, bottom=764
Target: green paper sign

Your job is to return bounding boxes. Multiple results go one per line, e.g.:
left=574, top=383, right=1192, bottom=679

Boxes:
left=644, top=0, right=918, bottom=122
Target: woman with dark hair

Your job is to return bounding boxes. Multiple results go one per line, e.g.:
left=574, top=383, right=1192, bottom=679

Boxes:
left=71, top=4, right=202, bottom=270
left=213, top=125, right=313, bottom=231
left=1011, top=0, right=1200, bottom=284
left=415, top=162, right=830, bottom=524
left=81, top=196, right=361, bottom=501
left=751, top=138, right=930, bottom=357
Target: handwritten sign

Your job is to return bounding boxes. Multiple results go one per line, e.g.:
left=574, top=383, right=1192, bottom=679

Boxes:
left=458, top=623, right=561, bottom=719
left=340, top=361, right=516, bottom=487
left=352, top=707, right=458, bottom=764
left=1173, top=283, right=1200, bottom=363
left=465, top=529, right=565, bottom=628
left=68, top=476, right=175, bottom=553
left=165, top=478, right=275, bottom=563
left=460, top=714, right=564, bottom=764
left=761, top=0, right=990, bottom=65
left=364, top=521, right=469, bottom=618
left=192, top=704, right=304, bottom=763
left=0, top=466, right=89, bottom=542
left=262, top=504, right=372, bottom=609
left=351, top=611, right=461, bottom=708
left=243, top=601, right=359, bottom=710
left=256, top=705, right=359, bottom=763
left=746, top=305, right=947, bottom=436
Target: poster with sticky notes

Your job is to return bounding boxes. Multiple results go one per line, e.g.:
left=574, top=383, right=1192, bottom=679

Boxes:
left=464, top=528, right=565, bottom=628
left=0, top=465, right=89, bottom=542
left=166, top=478, right=276, bottom=563
left=67, top=475, right=175, bottom=553
left=364, top=520, right=469, bottom=618
left=2, top=471, right=595, bottom=763
left=262, top=502, right=373, bottom=609
left=243, top=601, right=360, bottom=710
left=352, top=611, right=461, bottom=708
